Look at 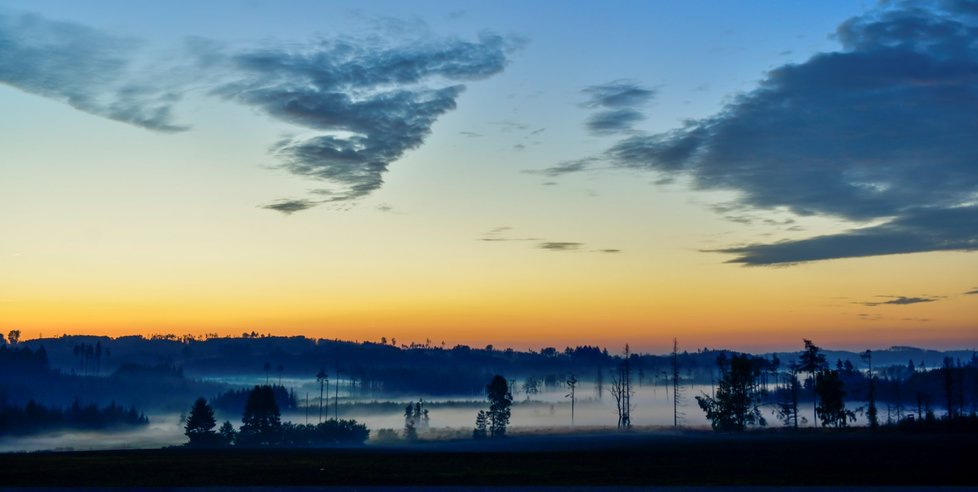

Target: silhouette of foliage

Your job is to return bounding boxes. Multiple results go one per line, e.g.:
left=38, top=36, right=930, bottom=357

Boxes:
left=280, top=420, right=369, bottom=446
left=485, top=375, right=512, bottom=438
left=237, top=385, right=282, bottom=446
left=696, top=354, right=766, bottom=431
left=0, top=399, right=147, bottom=436
left=185, top=397, right=220, bottom=447
left=799, top=339, right=827, bottom=426
left=211, top=385, right=296, bottom=415
left=472, top=410, right=488, bottom=439
left=218, top=420, right=236, bottom=446
left=0, top=345, right=49, bottom=375
left=815, top=369, right=856, bottom=428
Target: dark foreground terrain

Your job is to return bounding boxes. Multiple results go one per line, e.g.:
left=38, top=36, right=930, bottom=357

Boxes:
left=1, top=431, right=975, bottom=487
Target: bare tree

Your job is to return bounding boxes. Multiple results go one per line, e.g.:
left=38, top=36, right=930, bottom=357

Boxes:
left=609, top=345, right=633, bottom=429
left=672, top=339, right=682, bottom=427
left=316, top=369, right=328, bottom=423
left=799, top=339, right=827, bottom=427
left=862, top=350, right=878, bottom=429
left=565, top=373, right=577, bottom=426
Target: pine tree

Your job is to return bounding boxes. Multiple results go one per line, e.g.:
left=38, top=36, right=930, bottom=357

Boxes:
left=473, top=410, right=488, bottom=439
left=238, top=385, right=282, bottom=446
left=218, top=420, right=236, bottom=446
left=185, top=397, right=218, bottom=447
left=815, top=369, right=855, bottom=428
left=486, top=375, right=512, bottom=438
left=696, top=354, right=766, bottom=431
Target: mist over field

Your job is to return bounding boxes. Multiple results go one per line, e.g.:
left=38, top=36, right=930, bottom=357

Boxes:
left=1, top=334, right=963, bottom=452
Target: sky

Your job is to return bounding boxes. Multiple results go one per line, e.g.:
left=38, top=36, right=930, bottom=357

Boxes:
left=1, top=0, right=976, bottom=353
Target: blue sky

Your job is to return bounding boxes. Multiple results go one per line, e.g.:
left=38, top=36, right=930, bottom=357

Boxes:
left=1, top=0, right=975, bottom=351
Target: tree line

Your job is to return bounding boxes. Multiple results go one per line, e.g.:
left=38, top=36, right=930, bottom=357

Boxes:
left=0, top=398, right=148, bottom=436
left=184, top=385, right=368, bottom=447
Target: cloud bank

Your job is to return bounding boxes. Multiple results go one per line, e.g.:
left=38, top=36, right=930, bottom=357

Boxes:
left=556, top=1, right=978, bottom=265
left=0, top=10, right=511, bottom=212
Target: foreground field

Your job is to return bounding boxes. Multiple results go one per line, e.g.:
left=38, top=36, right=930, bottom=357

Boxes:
left=1, top=430, right=975, bottom=487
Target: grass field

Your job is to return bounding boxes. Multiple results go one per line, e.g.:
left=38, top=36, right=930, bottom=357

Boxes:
left=1, top=430, right=975, bottom=487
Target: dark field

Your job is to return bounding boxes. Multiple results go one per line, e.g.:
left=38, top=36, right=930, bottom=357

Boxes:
left=1, top=430, right=976, bottom=487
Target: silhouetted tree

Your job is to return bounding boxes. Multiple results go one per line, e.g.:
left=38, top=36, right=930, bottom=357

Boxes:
left=485, top=375, right=512, bottom=438
left=862, top=350, right=878, bottom=429
left=403, top=401, right=420, bottom=440
left=775, top=363, right=801, bottom=428
left=566, top=373, right=577, bottom=426
left=815, top=369, right=855, bottom=428
left=316, top=369, right=328, bottom=424
left=219, top=420, right=236, bottom=446
left=403, top=418, right=418, bottom=440
left=473, top=410, right=488, bottom=439
left=799, top=339, right=827, bottom=426
left=7, top=330, right=20, bottom=346
left=696, top=354, right=766, bottom=431
left=942, top=356, right=958, bottom=418
left=672, top=339, right=681, bottom=427
left=609, top=345, right=633, bottom=429
left=184, top=397, right=219, bottom=447
left=238, top=385, right=282, bottom=446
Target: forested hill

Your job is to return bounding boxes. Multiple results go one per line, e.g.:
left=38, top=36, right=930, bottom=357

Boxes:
left=18, top=334, right=975, bottom=389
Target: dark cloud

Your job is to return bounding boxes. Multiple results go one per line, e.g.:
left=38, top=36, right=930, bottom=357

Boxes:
left=0, top=10, right=512, bottom=212
left=0, top=11, right=187, bottom=132
left=855, top=295, right=941, bottom=307
left=713, top=206, right=977, bottom=265
left=596, top=249, right=621, bottom=253
left=581, top=80, right=655, bottom=109
left=603, top=1, right=978, bottom=264
left=538, top=242, right=583, bottom=251
left=214, top=33, right=510, bottom=205
left=586, top=108, right=646, bottom=135
left=581, top=80, right=655, bottom=136
left=966, top=288, right=978, bottom=295
left=261, top=199, right=319, bottom=214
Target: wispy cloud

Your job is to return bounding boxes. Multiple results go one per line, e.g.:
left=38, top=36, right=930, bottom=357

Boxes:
left=966, top=288, right=978, bottom=295
left=587, top=108, right=646, bottom=135
left=593, top=1, right=978, bottom=264
left=538, top=242, right=583, bottom=251
left=0, top=11, right=188, bottom=132
left=0, top=10, right=513, bottom=213
left=523, top=158, right=598, bottom=178
left=479, top=227, right=540, bottom=242
left=480, top=228, right=619, bottom=253
left=854, top=295, right=942, bottom=307
left=260, top=199, right=319, bottom=214
left=581, top=80, right=655, bottom=109
left=581, top=80, right=655, bottom=136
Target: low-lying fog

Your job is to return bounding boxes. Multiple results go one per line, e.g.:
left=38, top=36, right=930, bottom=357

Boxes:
left=2, top=376, right=875, bottom=452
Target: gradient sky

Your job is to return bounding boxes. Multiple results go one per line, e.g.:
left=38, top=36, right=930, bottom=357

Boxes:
left=1, top=0, right=976, bottom=352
